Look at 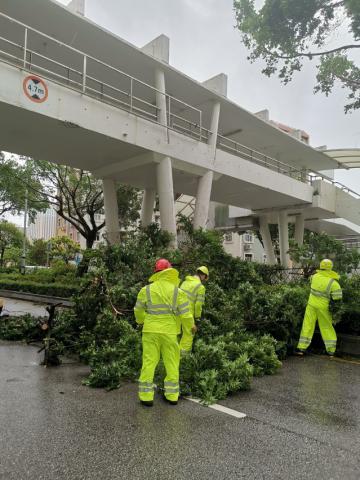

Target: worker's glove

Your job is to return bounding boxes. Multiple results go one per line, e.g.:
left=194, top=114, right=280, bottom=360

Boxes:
left=191, top=324, right=198, bottom=334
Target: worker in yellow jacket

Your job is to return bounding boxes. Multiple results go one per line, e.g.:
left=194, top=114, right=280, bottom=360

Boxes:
left=134, top=258, right=194, bottom=407
left=179, top=266, right=208, bottom=352
left=297, top=259, right=342, bottom=357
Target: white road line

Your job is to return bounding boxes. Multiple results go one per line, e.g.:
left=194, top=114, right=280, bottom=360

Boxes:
left=185, top=397, right=246, bottom=418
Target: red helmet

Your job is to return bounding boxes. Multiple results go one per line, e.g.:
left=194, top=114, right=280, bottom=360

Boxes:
left=154, top=258, right=172, bottom=272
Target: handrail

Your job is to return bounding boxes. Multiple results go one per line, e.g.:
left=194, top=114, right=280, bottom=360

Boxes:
left=1, top=10, right=356, bottom=192
left=307, top=171, right=360, bottom=199
left=0, top=11, right=204, bottom=140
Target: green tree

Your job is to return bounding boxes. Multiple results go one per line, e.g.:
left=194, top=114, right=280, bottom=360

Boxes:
left=289, top=230, right=360, bottom=275
left=0, top=221, right=23, bottom=267
left=0, top=153, right=47, bottom=220
left=117, top=185, right=141, bottom=230
left=25, top=160, right=141, bottom=249
left=28, top=239, right=48, bottom=266
left=234, top=0, right=360, bottom=112
left=49, top=236, right=81, bottom=264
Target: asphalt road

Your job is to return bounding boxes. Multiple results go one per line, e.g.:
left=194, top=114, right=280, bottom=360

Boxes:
left=0, top=298, right=48, bottom=318
left=0, top=341, right=359, bottom=480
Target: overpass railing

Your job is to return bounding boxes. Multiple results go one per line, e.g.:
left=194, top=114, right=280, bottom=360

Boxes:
left=0, top=12, right=209, bottom=142
left=0, top=11, right=350, bottom=189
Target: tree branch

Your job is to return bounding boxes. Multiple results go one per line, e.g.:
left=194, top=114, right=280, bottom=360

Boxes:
left=266, top=44, right=360, bottom=61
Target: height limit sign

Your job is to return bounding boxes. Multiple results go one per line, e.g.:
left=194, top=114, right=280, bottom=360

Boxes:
left=23, top=75, right=48, bottom=103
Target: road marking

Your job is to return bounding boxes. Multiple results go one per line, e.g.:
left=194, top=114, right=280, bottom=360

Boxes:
left=185, top=397, right=246, bottom=418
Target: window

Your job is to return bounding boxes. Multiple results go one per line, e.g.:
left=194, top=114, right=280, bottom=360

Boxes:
left=243, top=233, right=253, bottom=243
left=224, top=232, right=233, bottom=243
left=244, top=253, right=253, bottom=262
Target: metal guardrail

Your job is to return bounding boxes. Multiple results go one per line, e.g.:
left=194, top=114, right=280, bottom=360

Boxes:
left=0, top=12, right=207, bottom=142
left=217, top=134, right=309, bottom=180
left=1, top=11, right=360, bottom=196
left=0, top=289, right=74, bottom=308
left=307, top=171, right=360, bottom=199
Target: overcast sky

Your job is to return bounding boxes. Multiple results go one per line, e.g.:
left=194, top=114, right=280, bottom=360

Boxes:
left=57, top=0, right=360, bottom=189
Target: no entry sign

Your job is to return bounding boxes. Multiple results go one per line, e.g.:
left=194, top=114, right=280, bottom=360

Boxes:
left=23, top=75, right=48, bottom=103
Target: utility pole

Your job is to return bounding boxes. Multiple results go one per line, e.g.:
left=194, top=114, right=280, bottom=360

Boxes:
left=20, top=189, right=28, bottom=274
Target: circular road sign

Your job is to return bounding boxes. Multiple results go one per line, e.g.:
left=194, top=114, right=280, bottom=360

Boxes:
left=23, top=75, right=48, bottom=103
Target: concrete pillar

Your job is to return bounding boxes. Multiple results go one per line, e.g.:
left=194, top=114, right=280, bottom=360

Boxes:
left=259, top=215, right=277, bottom=265
left=208, top=101, right=221, bottom=150
left=193, top=90, right=222, bottom=229
left=141, top=189, right=156, bottom=226
left=155, top=68, right=167, bottom=126
left=156, top=156, right=177, bottom=247
left=294, top=213, right=305, bottom=246
left=278, top=211, right=290, bottom=267
left=193, top=171, right=214, bottom=229
left=143, top=35, right=177, bottom=245
left=102, top=179, right=120, bottom=245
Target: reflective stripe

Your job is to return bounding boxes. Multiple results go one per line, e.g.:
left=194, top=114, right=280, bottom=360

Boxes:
left=178, top=301, right=189, bottom=309
left=193, top=283, right=202, bottom=294
left=148, top=303, right=173, bottom=308
left=177, top=308, right=190, bottom=315
left=164, top=381, right=178, bottom=387
left=146, top=285, right=151, bottom=304
left=181, top=289, right=197, bottom=300
left=325, top=279, right=335, bottom=297
left=311, top=278, right=337, bottom=300
left=139, top=381, right=153, bottom=387
left=172, top=287, right=179, bottom=311
left=135, top=301, right=146, bottom=309
left=139, top=387, right=154, bottom=393
left=311, top=289, right=329, bottom=299
left=147, top=309, right=173, bottom=315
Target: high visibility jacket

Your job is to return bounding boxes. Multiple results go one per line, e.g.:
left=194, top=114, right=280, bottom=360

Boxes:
left=180, top=275, right=206, bottom=320
left=134, top=268, right=194, bottom=335
left=308, top=270, right=342, bottom=309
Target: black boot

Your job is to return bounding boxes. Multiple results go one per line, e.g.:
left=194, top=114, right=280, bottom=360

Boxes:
left=140, top=400, right=154, bottom=407
left=163, top=396, right=178, bottom=405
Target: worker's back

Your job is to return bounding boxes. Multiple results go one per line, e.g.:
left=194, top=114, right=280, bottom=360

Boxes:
left=135, top=268, right=189, bottom=335
left=308, top=270, right=342, bottom=309
left=180, top=275, right=205, bottom=319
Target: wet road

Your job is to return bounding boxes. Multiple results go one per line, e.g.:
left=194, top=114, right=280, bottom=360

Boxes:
left=0, top=341, right=359, bottom=480
left=0, top=298, right=47, bottom=317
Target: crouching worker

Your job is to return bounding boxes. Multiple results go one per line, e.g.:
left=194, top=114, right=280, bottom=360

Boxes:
left=134, top=258, right=194, bottom=407
left=179, top=266, right=208, bottom=352
left=297, top=259, right=342, bottom=357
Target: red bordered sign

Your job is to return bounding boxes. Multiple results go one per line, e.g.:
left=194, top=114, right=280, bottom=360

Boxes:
left=23, top=75, right=48, bottom=103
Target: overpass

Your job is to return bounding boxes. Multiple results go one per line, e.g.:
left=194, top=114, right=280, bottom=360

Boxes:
left=0, top=0, right=358, bottom=265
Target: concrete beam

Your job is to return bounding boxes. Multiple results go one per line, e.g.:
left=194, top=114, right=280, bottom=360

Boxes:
left=93, top=153, right=154, bottom=178
left=141, top=35, right=170, bottom=64
left=202, top=73, right=228, bottom=97
left=67, top=0, right=85, bottom=16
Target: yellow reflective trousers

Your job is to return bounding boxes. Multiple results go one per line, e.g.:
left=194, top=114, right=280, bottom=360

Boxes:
left=298, top=305, right=337, bottom=354
left=138, top=333, right=180, bottom=402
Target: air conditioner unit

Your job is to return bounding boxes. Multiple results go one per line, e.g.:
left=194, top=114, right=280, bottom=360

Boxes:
left=244, top=243, right=252, bottom=251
